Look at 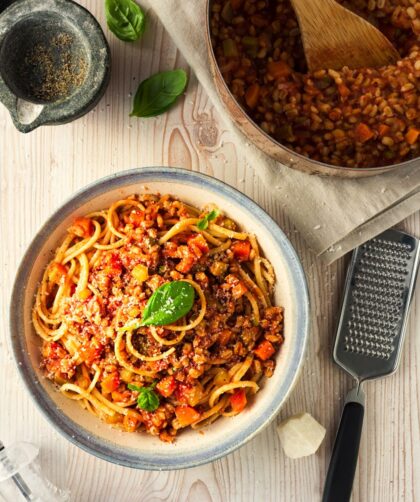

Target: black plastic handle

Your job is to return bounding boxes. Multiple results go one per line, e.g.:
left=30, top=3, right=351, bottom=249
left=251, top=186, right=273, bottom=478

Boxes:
left=322, top=401, right=365, bottom=502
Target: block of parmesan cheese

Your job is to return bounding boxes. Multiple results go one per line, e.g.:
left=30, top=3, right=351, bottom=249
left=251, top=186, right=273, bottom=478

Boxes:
left=277, top=412, right=326, bottom=459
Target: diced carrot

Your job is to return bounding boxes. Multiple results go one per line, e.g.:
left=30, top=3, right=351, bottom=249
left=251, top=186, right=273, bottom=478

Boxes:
left=77, top=288, right=91, bottom=300
left=231, top=240, right=251, bottom=261
left=68, top=217, right=94, bottom=238
left=337, top=84, right=350, bottom=97
left=267, top=60, right=291, bottom=79
left=245, top=84, right=260, bottom=109
left=101, top=372, right=120, bottom=394
left=176, top=256, right=195, bottom=273
left=48, top=262, right=67, bottom=283
left=354, top=122, right=374, bottom=143
left=254, top=340, right=275, bottom=361
left=156, top=376, right=177, bottom=398
left=230, top=389, right=247, bottom=413
left=188, top=234, right=209, bottom=257
left=123, top=411, right=141, bottom=432
left=378, top=124, right=390, bottom=137
left=175, top=405, right=201, bottom=426
left=405, top=127, right=420, bottom=145
left=218, top=329, right=232, bottom=346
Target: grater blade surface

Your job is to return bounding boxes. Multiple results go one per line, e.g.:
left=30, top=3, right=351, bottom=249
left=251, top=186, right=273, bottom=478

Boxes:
left=333, top=229, right=420, bottom=382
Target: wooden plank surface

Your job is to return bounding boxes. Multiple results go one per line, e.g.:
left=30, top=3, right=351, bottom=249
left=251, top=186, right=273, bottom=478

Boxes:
left=0, top=2, right=419, bottom=501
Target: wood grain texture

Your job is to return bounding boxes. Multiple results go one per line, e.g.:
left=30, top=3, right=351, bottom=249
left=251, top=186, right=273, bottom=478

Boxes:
left=0, top=2, right=418, bottom=501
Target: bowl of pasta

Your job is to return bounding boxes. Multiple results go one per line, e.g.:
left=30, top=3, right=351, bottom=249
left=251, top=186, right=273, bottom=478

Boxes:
left=10, top=167, right=309, bottom=469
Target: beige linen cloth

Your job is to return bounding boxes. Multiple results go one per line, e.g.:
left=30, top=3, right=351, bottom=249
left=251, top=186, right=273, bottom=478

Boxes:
left=144, top=0, right=420, bottom=263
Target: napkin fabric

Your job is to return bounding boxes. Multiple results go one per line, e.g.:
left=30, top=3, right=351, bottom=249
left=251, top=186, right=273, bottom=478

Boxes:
left=144, top=0, right=420, bottom=263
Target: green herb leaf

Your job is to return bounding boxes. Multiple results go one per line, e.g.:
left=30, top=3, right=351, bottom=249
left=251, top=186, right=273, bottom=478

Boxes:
left=197, top=209, right=220, bottom=230
left=130, top=69, right=188, bottom=118
left=105, top=0, right=145, bottom=42
left=140, top=280, right=195, bottom=326
left=128, top=383, right=159, bottom=411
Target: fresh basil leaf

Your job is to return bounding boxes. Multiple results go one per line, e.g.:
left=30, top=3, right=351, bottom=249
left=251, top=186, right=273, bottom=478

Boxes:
left=128, top=383, right=159, bottom=411
left=197, top=209, right=220, bottom=230
left=130, top=69, right=188, bottom=118
left=140, top=280, right=195, bottom=326
left=127, top=383, right=142, bottom=392
left=137, top=388, right=159, bottom=411
left=105, top=0, right=145, bottom=42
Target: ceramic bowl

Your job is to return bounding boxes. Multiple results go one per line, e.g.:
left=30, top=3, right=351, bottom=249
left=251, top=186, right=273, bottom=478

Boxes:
left=10, top=167, right=309, bottom=470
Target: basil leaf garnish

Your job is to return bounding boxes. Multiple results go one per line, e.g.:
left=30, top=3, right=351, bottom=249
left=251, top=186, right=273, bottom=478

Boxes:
left=140, top=280, right=195, bottom=326
left=197, top=209, right=220, bottom=231
left=105, top=0, right=145, bottom=42
left=130, top=69, right=188, bottom=118
left=128, top=383, right=159, bottom=412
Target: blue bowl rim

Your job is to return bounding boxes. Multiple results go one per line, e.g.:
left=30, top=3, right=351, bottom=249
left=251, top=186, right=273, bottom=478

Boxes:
left=9, top=167, right=310, bottom=470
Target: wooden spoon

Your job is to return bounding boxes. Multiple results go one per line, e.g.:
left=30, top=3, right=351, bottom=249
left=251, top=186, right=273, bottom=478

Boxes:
left=289, top=0, right=400, bottom=71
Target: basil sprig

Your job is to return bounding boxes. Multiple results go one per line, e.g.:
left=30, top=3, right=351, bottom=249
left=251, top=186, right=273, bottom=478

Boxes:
left=105, top=0, right=145, bottom=42
left=130, top=69, right=188, bottom=118
left=197, top=209, right=220, bottom=230
left=119, top=281, right=195, bottom=331
left=128, top=383, right=159, bottom=412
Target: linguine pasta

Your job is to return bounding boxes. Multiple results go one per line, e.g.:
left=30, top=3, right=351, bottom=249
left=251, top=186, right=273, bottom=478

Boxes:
left=33, top=193, right=284, bottom=442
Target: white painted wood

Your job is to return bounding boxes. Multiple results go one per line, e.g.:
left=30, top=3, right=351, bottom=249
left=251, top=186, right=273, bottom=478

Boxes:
left=0, top=2, right=418, bottom=501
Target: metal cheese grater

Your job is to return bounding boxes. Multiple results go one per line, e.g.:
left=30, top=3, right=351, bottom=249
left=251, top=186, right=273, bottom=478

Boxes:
left=322, top=229, right=420, bottom=502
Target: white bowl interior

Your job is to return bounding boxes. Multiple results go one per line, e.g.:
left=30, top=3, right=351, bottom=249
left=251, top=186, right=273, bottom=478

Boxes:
left=16, top=173, right=306, bottom=467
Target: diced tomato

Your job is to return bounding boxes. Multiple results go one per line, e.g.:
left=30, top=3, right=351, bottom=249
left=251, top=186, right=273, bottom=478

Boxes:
left=103, top=253, right=123, bottom=277
left=68, top=217, right=94, bottom=238
left=176, top=246, right=196, bottom=273
left=156, top=376, right=177, bottom=398
left=267, top=61, right=291, bottom=79
left=406, top=127, right=419, bottom=145
left=48, top=262, right=67, bottom=283
left=254, top=340, right=275, bottom=361
left=175, top=405, right=201, bottom=426
left=230, top=389, right=247, bottom=413
left=354, top=123, right=374, bottom=143
left=231, top=240, right=251, bottom=262
left=245, top=84, right=260, bottom=109
left=101, top=372, right=120, bottom=394
left=128, top=209, right=145, bottom=227
left=337, top=84, right=350, bottom=98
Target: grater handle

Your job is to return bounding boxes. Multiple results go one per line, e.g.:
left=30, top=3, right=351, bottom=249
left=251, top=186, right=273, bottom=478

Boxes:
left=322, top=394, right=365, bottom=502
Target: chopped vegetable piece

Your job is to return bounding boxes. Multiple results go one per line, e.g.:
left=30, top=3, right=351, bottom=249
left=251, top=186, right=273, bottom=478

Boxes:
left=267, top=61, right=291, bottom=79
left=354, top=123, right=374, bottom=143
left=156, top=376, right=177, bottom=398
left=175, top=405, right=201, bottom=426
left=231, top=240, right=251, bottom=261
left=406, top=127, right=419, bottom=145
left=230, top=389, right=247, bottom=413
left=101, top=372, right=120, bottom=394
left=337, top=84, right=350, bottom=97
left=132, top=264, right=149, bottom=283
left=197, top=209, right=220, bottom=230
left=378, top=124, right=390, bottom=137
left=123, top=411, right=141, bottom=432
left=245, top=83, right=260, bottom=109
left=254, top=340, right=275, bottom=360
left=68, top=217, right=94, bottom=238
left=221, top=1, right=234, bottom=22
left=277, top=412, right=326, bottom=459
left=223, top=38, right=238, bottom=57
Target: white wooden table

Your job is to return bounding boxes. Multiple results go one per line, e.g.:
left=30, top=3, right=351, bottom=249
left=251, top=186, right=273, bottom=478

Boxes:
left=1, top=2, right=419, bottom=501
